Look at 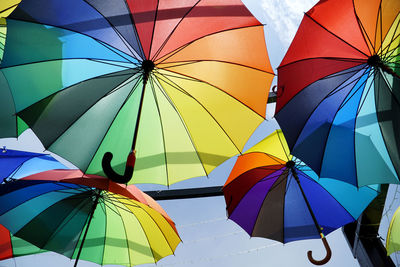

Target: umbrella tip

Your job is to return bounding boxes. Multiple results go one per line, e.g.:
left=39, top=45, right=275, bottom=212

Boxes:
left=367, top=54, right=382, bottom=67
left=286, top=160, right=295, bottom=168
left=142, top=60, right=155, bottom=75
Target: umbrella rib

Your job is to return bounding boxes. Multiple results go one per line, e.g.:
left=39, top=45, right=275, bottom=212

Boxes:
left=155, top=67, right=266, bottom=121
left=80, top=75, right=143, bottom=174
left=159, top=59, right=275, bottom=75
left=277, top=56, right=366, bottom=70
left=137, top=203, right=179, bottom=257
left=147, top=0, right=160, bottom=60
left=100, top=199, right=107, bottom=266
left=321, top=64, right=368, bottom=83
left=110, top=195, right=161, bottom=261
left=119, top=0, right=146, bottom=60
left=156, top=24, right=265, bottom=65
left=8, top=17, right=141, bottom=64
left=249, top=169, right=287, bottom=239
left=151, top=0, right=202, bottom=61
left=0, top=64, right=20, bottom=137
left=81, top=0, right=142, bottom=62
left=148, top=77, right=171, bottom=186
left=304, top=13, right=370, bottom=58
left=105, top=194, right=133, bottom=265
left=374, top=70, right=400, bottom=181
left=319, top=68, right=372, bottom=188
left=148, top=72, right=208, bottom=181
left=46, top=195, right=93, bottom=251
left=224, top=165, right=285, bottom=199
left=380, top=20, right=400, bottom=61
left=87, top=58, right=139, bottom=70
left=378, top=67, right=400, bottom=107
left=0, top=4, right=18, bottom=15
left=275, top=132, right=290, bottom=162
left=338, top=67, right=371, bottom=111
left=295, top=169, right=362, bottom=221
left=281, top=65, right=369, bottom=181
left=351, top=3, right=377, bottom=55
left=378, top=1, right=383, bottom=56
left=354, top=69, right=376, bottom=118
left=2, top=57, right=137, bottom=71
left=16, top=190, right=92, bottom=250
left=19, top=71, right=140, bottom=154
left=152, top=69, right=243, bottom=154
left=103, top=193, right=140, bottom=215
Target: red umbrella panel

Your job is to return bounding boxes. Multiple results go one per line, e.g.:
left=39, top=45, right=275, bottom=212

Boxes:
left=0, top=224, right=44, bottom=261
left=275, top=0, right=400, bottom=187
left=1, top=0, right=274, bottom=185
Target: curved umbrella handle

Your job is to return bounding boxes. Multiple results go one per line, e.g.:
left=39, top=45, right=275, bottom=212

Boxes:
left=307, top=236, right=332, bottom=265
left=102, top=151, right=135, bottom=184
left=271, top=85, right=284, bottom=98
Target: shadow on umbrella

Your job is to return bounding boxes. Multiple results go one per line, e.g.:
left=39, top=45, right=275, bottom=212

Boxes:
left=12, top=5, right=254, bottom=34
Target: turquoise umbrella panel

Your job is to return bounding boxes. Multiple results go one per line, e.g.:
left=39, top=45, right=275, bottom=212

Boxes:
left=1, top=18, right=141, bottom=114
left=7, top=0, right=144, bottom=59
left=277, top=63, right=400, bottom=187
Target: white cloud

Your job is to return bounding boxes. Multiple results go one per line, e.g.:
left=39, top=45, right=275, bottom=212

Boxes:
left=261, top=0, right=318, bottom=46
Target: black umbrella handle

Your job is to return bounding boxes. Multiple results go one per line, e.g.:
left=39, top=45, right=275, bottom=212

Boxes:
left=102, top=151, right=135, bottom=184
left=288, top=163, right=332, bottom=265
left=307, top=235, right=332, bottom=265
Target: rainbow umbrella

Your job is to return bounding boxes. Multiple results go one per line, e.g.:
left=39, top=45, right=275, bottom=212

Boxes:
left=0, top=147, right=69, bottom=182
left=386, top=206, right=400, bottom=255
left=275, top=0, right=400, bottom=187
left=0, top=224, right=44, bottom=261
left=223, top=130, right=380, bottom=265
left=0, top=0, right=274, bottom=185
left=0, top=169, right=181, bottom=267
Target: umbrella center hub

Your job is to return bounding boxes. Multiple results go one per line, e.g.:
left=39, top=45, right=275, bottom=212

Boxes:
left=367, top=55, right=382, bottom=67
left=286, top=160, right=295, bottom=168
left=142, top=60, right=155, bottom=76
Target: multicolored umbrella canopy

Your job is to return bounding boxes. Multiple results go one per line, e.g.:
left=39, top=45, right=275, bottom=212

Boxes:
left=0, top=0, right=274, bottom=185
left=0, top=169, right=181, bottom=266
left=386, top=205, right=400, bottom=255
left=0, top=223, right=44, bottom=261
left=223, top=130, right=380, bottom=264
left=275, top=0, right=400, bottom=187
left=0, top=148, right=68, bottom=182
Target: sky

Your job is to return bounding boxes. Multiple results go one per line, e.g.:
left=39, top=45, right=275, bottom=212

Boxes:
left=0, top=0, right=383, bottom=266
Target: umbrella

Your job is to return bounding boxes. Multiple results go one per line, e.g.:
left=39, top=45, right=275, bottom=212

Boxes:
left=386, top=205, right=400, bottom=255
left=275, top=0, right=400, bottom=187
left=223, top=130, right=380, bottom=265
left=0, top=223, right=44, bottom=261
left=1, top=0, right=274, bottom=185
left=0, top=169, right=181, bottom=267
left=0, top=147, right=69, bottom=182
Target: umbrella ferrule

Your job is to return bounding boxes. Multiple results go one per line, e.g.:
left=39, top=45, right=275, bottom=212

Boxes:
left=142, top=60, right=155, bottom=79
left=367, top=55, right=399, bottom=79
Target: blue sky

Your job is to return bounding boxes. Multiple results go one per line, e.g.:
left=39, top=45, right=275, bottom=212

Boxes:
left=0, top=0, right=373, bottom=266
